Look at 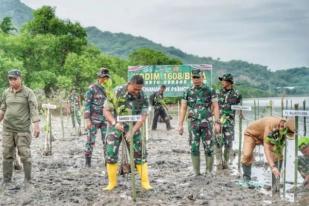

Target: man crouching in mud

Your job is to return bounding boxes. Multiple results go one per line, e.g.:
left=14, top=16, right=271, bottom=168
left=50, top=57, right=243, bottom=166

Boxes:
left=241, top=116, right=295, bottom=192
left=178, top=69, right=220, bottom=176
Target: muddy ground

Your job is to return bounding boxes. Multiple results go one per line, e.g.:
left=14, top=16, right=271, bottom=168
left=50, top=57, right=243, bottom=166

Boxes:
left=0, top=115, right=307, bottom=206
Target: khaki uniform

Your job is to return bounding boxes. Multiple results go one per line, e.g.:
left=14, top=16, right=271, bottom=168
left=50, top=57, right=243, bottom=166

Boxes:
left=1, top=85, right=40, bottom=182
left=241, top=116, right=284, bottom=165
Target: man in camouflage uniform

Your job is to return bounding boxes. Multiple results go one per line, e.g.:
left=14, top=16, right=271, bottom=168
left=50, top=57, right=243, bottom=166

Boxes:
left=298, top=137, right=309, bottom=190
left=83, top=68, right=110, bottom=167
left=68, top=88, right=81, bottom=132
left=216, top=73, right=242, bottom=169
left=103, top=75, right=152, bottom=191
left=178, top=69, right=220, bottom=175
left=151, top=85, right=173, bottom=130
left=0, top=69, right=40, bottom=189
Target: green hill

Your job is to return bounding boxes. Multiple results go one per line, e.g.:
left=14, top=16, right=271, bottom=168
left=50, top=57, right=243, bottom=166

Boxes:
left=1, top=0, right=308, bottom=97
left=0, top=0, right=32, bottom=28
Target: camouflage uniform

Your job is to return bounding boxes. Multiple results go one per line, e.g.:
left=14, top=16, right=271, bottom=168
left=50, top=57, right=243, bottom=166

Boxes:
left=68, top=92, right=81, bottom=128
left=215, top=74, right=241, bottom=168
left=217, top=87, right=241, bottom=148
left=84, top=83, right=107, bottom=158
left=182, top=84, right=217, bottom=158
left=151, top=91, right=172, bottom=130
left=104, top=84, right=149, bottom=164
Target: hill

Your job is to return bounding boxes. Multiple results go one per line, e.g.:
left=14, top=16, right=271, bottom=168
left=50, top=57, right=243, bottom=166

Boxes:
left=1, top=0, right=308, bottom=97
left=0, top=0, right=32, bottom=28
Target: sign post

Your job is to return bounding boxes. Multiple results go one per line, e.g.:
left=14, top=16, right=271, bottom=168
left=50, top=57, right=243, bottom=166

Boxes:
left=42, top=103, right=57, bottom=156
left=283, top=108, right=309, bottom=199
left=117, top=115, right=142, bottom=202
left=231, top=105, right=252, bottom=171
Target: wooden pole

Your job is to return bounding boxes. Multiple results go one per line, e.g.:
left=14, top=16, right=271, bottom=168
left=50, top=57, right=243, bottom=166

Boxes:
left=282, top=97, right=287, bottom=197
left=49, top=108, right=52, bottom=154
left=269, top=100, right=273, bottom=116
left=129, top=122, right=136, bottom=201
left=257, top=100, right=260, bottom=119
left=60, top=100, right=65, bottom=139
left=254, top=100, right=257, bottom=120
left=238, top=102, right=243, bottom=171
left=303, top=100, right=307, bottom=136
left=294, top=104, right=299, bottom=200
left=281, top=97, right=284, bottom=118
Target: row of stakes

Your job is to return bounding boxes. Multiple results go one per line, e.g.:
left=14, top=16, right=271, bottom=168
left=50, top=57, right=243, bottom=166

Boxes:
left=41, top=98, right=307, bottom=201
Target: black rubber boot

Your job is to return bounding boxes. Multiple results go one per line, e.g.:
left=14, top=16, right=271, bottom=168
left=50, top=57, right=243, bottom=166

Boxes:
left=242, top=164, right=252, bottom=181
left=85, top=156, right=91, bottom=168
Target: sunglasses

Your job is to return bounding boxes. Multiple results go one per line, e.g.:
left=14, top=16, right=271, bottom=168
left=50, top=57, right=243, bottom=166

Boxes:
left=192, top=76, right=201, bottom=79
left=8, top=77, right=17, bottom=81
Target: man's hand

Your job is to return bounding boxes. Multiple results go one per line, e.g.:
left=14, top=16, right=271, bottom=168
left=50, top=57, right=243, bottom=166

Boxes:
left=86, top=119, right=92, bottom=129
left=125, top=130, right=133, bottom=142
left=272, top=167, right=281, bottom=178
left=115, top=122, right=125, bottom=132
left=178, top=124, right=184, bottom=135
left=33, top=122, right=40, bottom=138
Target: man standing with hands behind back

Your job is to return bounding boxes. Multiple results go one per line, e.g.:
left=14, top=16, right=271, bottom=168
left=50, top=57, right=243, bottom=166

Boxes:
left=0, top=69, right=40, bottom=189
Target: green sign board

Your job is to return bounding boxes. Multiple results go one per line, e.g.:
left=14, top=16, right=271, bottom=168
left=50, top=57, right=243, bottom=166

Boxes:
left=128, top=64, right=212, bottom=97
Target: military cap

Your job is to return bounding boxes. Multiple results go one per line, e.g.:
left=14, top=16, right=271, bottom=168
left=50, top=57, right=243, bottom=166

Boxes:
left=219, top=73, right=234, bottom=84
left=97, top=67, right=110, bottom=78
left=8, top=69, right=21, bottom=78
left=191, top=69, right=202, bottom=77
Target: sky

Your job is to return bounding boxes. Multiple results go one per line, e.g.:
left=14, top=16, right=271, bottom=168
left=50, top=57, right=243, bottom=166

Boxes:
left=22, top=0, right=309, bottom=70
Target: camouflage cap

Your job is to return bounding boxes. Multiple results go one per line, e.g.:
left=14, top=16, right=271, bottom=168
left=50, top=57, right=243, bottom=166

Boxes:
left=8, top=69, right=21, bottom=78
left=219, top=73, right=234, bottom=84
left=97, top=67, right=110, bottom=78
left=191, top=69, right=202, bottom=77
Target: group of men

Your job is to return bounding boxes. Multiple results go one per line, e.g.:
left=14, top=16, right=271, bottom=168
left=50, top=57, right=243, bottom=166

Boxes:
left=0, top=67, right=308, bottom=194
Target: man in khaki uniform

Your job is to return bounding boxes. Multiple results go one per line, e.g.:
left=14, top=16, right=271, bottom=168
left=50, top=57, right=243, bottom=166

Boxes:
left=241, top=116, right=294, bottom=190
left=0, top=69, right=40, bottom=188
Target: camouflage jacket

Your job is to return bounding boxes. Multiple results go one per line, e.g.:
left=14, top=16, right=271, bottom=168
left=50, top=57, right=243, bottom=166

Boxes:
left=68, top=93, right=80, bottom=110
left=84, top=83, right=106, bottom=123
left=217, top=88, right=241, bottom=121
left=152, top=91, right=165, bottom=109
left=105, top=84, right=149, bottom=116
left=182, top=84, right=217, bottom=123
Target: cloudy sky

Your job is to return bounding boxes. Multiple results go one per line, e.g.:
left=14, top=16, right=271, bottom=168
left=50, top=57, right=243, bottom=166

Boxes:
left=22, top=0, right=309, bottom=70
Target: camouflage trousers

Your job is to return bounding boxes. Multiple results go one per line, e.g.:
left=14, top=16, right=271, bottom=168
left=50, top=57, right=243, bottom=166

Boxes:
left=215, top=123, right=234, bottom=149
left=189, top=120, right=214, bottom=157
left=84, top=122, right=107, bottom=158
left=105, top=125, right=146, bottom=164
left=298, top=155, right=309, bottom=178
left=2, top=130, right=32, bottom=181
left=71, top=109, right=81, bottom=128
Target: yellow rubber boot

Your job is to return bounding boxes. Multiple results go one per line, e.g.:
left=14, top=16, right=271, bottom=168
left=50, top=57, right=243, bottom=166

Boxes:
left=136, top=163, right=153, bottom=190
left=103, top=163, right=118, bottom=191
